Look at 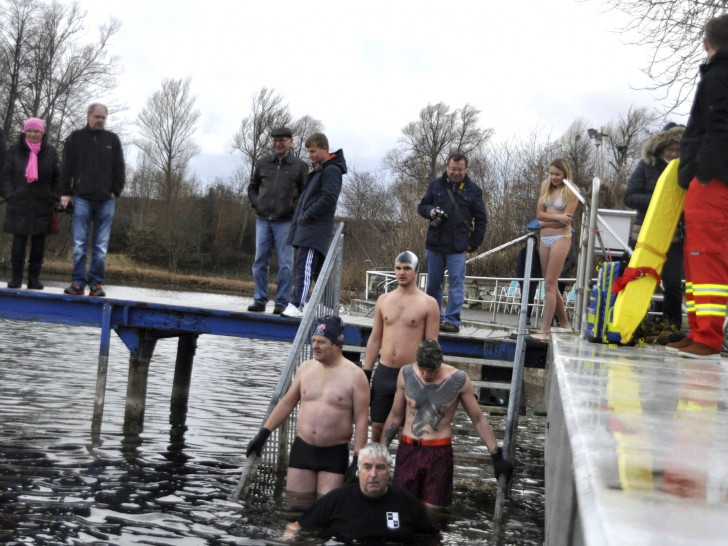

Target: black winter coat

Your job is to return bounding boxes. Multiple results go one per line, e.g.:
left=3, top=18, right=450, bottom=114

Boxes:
left=679, top=48, right=728, bottom=188
left=61, top=125, right=125, bottom=200
left=417, top=172, right=488, bottom=253
left=287, top=149, right=346, bottom=256
left=1, top=136, right=61, bottom=235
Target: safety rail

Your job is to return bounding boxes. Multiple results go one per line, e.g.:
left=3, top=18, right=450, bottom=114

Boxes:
left=365, top=270, right=579, bottom=327
left=232, top=222, right=345, bottom=501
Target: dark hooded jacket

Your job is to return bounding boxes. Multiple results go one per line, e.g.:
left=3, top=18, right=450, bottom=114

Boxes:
left=417, top=172, right=488, bottom=253
left=61, top=125, right=125, bottom=200
left=625, top=125, right=684, bottom=225
left=679, top=47, right=728, bottom=188
left=1, top=134, right=61, bottom=235
left=287, top=149, right=346, bottom=256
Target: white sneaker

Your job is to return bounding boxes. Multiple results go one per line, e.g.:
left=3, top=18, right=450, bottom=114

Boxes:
left=281, top=303, right=304, bottom=318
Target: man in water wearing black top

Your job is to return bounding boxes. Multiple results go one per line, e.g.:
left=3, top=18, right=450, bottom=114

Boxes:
left=281, top=443, right=439, bottom=544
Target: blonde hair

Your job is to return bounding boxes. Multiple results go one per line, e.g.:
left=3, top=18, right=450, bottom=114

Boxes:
left=542, top=158, right=573, bottom=205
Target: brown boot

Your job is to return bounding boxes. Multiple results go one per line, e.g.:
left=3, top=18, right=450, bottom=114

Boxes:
left=666, top=337, right=692, bottom=353
left=678, top=342, right=721, bottom=360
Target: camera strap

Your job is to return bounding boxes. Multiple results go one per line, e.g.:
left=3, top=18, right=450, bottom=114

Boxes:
left=445, top=184, right=473, bottom=235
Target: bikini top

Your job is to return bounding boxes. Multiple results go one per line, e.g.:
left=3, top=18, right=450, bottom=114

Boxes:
left=544, top=193, right=566, bottom=211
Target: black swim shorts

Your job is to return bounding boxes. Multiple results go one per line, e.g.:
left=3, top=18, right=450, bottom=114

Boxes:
left=288, top=436, right=349, bottom=474
left=370, top=362, right=400, bottom=423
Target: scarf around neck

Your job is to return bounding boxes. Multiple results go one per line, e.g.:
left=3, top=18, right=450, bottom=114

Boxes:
left=25, top=138, right=42, bottom=183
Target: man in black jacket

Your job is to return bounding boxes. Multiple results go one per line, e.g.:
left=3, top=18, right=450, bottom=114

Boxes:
left=282, top=133, right=345, bottom=318
left=667, top=14, right=728, bottom=359
left=247, top=127, right=308, bottom=314
left=281, top=443, right=438, bottom=544
left=624, top=123, right=684, bottom=327
left=60, top=103, right=125, bottom=297
left=417, top=153, right=487, bottom=333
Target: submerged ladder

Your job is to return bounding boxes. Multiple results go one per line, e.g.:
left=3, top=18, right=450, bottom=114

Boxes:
left=232, top=222, right=345, bottom=500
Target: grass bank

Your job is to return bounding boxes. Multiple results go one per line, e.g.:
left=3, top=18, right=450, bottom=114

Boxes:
left=37, top=253, right=257, bottom=296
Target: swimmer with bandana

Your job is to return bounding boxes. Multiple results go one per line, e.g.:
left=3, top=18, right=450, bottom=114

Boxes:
left=363, top=251, right=441, bottom=443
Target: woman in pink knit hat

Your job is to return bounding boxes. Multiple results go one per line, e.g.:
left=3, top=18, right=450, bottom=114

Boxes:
left=0, top=118, right=61, bottom=289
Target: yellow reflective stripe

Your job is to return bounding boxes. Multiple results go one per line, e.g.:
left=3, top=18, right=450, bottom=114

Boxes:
left=695, top=302, right=728, bottom=316
left=686, top=301, right=696, bottom=312
left=685, top=282, right=693, bottom=297
left=693, top=284, right=728, bottom=297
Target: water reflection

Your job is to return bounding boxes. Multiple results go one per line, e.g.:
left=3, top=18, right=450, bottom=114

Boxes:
left=0, top=283, right=545, bottom=544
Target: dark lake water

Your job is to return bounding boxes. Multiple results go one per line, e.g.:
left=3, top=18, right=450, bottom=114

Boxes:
left=0, top=283, right=545, bottom=545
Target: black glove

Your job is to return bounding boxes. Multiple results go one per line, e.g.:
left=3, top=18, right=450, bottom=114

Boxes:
left=491, top=447, right=514, bottom=481
left=363, top=369, right=372, bottom=386
left=246, top=427, right=271, bottom=457
left=344, top=455, right=359, bottom=483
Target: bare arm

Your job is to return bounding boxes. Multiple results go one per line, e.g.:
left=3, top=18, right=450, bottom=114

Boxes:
left=459, top=376, right=498, bottom=453
left=263, top=367, right=303, bottom=431
left=380, top=370, right=406, bottom=446
left=536, top=180, right=573, bottom=227
left=424, top=296, right=441, bottom=341
left=352, top=370, right=371, bottom=451
left=363, top=297, right=385, bottom=371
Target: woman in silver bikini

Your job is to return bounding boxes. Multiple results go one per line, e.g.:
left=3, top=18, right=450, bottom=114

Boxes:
left=532, top=158, right=579, bottom=341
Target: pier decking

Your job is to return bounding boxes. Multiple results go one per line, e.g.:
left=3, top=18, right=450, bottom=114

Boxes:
left=545, top=332, right=728, bottom=545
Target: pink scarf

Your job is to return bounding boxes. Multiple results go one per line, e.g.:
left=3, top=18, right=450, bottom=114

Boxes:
left=25, top=138, right=41, bottom=183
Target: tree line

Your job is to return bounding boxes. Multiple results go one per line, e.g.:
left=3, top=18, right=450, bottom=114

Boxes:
left=0, top=0, right=707, bottom=292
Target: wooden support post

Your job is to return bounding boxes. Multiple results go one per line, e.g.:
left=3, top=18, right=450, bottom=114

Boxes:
left=123, top=331, right=157, bottom=436
left=170, top=334, right=198, bottom=426
left=91, top=302, right=113, bottom=442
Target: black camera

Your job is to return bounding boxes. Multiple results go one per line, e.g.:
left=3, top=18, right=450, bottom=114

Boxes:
left=429, top=207, right=448, bottom=229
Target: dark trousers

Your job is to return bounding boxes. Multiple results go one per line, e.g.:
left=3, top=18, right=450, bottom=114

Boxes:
left=662, top=241, right=684, bottom=327
left=291, top=247, right=324, bottom=309
left=11, top=234, right=46, bottom=279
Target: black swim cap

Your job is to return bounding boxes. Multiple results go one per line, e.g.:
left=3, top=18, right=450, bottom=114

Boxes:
left=395, top=250, right=419, bottom=272
left=313, top=315, right=345, bottom=347
left=416, top=339, right=443, bottom=370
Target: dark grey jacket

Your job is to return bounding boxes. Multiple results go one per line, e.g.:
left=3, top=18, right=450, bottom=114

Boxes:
left=248, top=153, right=308, bottom=221
left=287, top=149, right=346, bottom=256
left=61, top=125, right=125, bottom=200
left=1, top=135, right=61, bottom=235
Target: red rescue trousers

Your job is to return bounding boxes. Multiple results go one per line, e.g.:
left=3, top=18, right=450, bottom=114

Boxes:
left=683, top=178, right=728, bottom=351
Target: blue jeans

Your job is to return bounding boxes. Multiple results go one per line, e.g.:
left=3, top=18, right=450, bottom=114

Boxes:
left=71, top=196, right=116, bottom=287
left=252, top=218, right=294, bottom=306
left=425, top=249, right=466, bottom=327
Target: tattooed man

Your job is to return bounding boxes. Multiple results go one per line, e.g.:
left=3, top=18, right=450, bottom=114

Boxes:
left=380, top=339, right=513, bottom=509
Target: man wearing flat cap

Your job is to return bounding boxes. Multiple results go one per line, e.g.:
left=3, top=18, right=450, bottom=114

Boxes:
left=247, top=315, right=370, bottom=506
left=247, top=127, right=308, bottom=315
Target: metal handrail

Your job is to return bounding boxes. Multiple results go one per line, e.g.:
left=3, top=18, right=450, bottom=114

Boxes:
left=232, top=222, right=345, bottom=501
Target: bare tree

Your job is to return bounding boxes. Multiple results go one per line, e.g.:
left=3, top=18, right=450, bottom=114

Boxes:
left=602, top=105, right=655, bottom=187
left=598, top=0, right=724, bottom=112
left=290, top=114, right=324, bottom=158
left=135, top=77, right=201, bottom=202
left=386, top=102, right=493, bottom=190
left=0, top=0, right=121, bottom=145
left=231, top=87, right=291, bottom=182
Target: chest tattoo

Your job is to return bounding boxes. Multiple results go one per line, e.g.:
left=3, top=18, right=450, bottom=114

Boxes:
left=403, top=366, right=466, bottom=436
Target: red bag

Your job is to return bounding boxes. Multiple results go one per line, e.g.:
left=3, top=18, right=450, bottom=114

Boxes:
left=52, top=211, right=59, bottom=234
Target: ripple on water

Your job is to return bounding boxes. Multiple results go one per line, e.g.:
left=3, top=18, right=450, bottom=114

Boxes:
left=0, top=287, right=545, bottom=544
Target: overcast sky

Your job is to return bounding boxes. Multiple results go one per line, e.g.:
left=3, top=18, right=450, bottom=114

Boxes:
left=80, top=0, right=689, bottom=183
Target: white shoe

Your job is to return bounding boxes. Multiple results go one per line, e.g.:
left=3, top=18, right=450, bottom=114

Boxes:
left=281, top=303, right=304, bottom=318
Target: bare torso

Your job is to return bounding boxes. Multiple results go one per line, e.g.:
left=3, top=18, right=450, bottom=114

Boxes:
left=401, top=363, right=466, bottom=441
left=377, top=289, right=439, bottom=369
left=296, top=357, right=361, bottom=446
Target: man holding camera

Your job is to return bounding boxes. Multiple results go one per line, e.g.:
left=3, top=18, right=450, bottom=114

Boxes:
left=417, top=153, right=487, bottom=333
